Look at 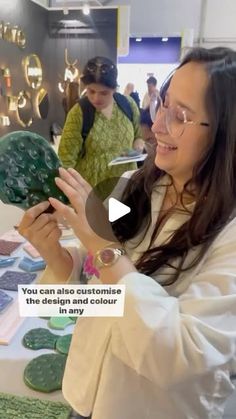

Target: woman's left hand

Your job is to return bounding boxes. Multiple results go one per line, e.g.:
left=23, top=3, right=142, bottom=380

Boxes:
left=49, top=167, right=117, bottom=253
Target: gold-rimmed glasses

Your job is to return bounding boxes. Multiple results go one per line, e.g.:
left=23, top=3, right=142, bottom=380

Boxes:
left=150, top=95, right=210, bottom=138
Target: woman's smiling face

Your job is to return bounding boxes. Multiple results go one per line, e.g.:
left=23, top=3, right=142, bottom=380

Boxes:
left=152, top=62, right=211, bottom=187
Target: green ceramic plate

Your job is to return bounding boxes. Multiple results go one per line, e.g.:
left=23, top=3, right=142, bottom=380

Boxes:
left=0, top=131, right=69, bottom=209
left=24, top=353, right=67, bottom=393
left=22, top=328, right=60, bottom=350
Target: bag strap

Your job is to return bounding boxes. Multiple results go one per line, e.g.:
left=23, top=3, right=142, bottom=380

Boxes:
left=79, top=96, right=95, bottom=141
left=113, top=92, right=133, bottom=122
left=78, top=96, right=95, bottom=157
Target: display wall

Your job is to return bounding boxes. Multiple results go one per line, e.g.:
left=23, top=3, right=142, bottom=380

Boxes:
left=0, top=0, right=118, bottom=140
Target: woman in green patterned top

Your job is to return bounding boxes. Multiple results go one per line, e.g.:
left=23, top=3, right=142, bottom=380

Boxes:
left=58, top=56, right=144, bottom=199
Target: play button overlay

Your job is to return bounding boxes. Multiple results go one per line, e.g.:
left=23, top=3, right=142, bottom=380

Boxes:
left=108, top=198, right=131, bottom=222
left=85, top=176, right=132, bottom=241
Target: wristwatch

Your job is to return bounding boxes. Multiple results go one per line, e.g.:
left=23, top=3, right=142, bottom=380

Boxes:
left=94, top=246, right=126, bottom=269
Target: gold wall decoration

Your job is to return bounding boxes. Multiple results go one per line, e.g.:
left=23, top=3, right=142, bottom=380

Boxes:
left=64, top=48, right=79, bottom=82
left=23, top=54, right=42, bottom=89
left=0, top=21, right=26, bottom=49
left=58, top=49, right=80, bottom=94
left=15, top=30, right=26, bottom=49
left=16, top=90, right=33, bottom=127
left=8, top=96, right=18, bottom=112
left=17, top=90, right=28, bottom=109
left=35, top=88, right=49, bottom=119
left=0, top=115, right=10, bottom=126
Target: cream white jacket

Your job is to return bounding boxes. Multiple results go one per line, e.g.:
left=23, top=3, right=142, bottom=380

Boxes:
left=41, top=174, right=236, bottom=419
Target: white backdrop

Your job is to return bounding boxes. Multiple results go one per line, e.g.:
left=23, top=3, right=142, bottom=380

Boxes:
left=117, top=63, right=178, bottom=103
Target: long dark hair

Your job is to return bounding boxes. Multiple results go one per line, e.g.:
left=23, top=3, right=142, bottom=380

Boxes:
left=112, top=47, right=236, bottom=285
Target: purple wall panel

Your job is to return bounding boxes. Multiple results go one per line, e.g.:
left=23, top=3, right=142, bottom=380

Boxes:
left=118, top=37, right=181, bottom=64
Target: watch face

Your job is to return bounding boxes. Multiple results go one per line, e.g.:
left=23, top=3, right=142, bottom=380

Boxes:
left=100, top=248, right=115, bottom=264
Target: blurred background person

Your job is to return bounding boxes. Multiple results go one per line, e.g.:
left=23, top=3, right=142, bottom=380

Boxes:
left=142, top=75, right=159, bottom=109
left=58, top=56, right=144, bottom=199
left=123, top=82, right=135, bottom=96
left=124, top=82, right=141, bottom=109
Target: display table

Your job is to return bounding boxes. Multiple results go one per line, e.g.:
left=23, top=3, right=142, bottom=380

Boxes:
left=0, top=316, right=74, bottom=402
left=0, top=229, right=84, bottom=418
left=0, top=227, right=77, bottom=344
left=0, top=310, right=86, bottom=418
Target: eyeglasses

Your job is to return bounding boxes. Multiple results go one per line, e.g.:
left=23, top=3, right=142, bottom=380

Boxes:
left=85, top=62, right=115, bottom=75
left=150, top=95, right=210, bottom=138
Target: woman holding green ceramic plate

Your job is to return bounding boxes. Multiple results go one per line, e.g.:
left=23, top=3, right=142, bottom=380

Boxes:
left=19, top=47, right=236, bottom=419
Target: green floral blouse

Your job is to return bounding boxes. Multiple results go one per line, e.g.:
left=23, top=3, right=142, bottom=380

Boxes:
left=58, top=96, right=142, bottom=198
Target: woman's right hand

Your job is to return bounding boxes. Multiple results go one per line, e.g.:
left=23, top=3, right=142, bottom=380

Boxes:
left=18, top=201, right=62, bottom=262
left=18, top=201, right=73, bottom=282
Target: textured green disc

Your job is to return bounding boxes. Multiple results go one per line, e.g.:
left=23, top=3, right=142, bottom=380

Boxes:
left=56, top=334, right=72, bottom=355
left=24, top=353, right=67, bottom=393
left=0, top=130, right=69, bottom=209
left=22, top=328, right=60, bottom=350
left=48, top=316, right=74, bottom=330
left=0, top=392, right=71, bottom=418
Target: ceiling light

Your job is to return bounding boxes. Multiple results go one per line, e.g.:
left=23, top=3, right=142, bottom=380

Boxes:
left=82, top=4, right=90, bottom=15
left=162, top=37, right=169, bottom=42
left=135, top=38, right=142, bottom=42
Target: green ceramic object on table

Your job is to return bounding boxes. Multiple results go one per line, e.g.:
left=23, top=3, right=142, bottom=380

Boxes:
left=48, top=316, right=75, bottom=330
left=22, top=328, right=60, bottom=350
left=56, top=334, right=72, bottom=355
left=0, top=392, right=72, bottom=419
left=24, top=353, right=67, bottom=393
left=0, top=131, right=69, bottom=209
left=69, top=316, right=78, bottom=322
